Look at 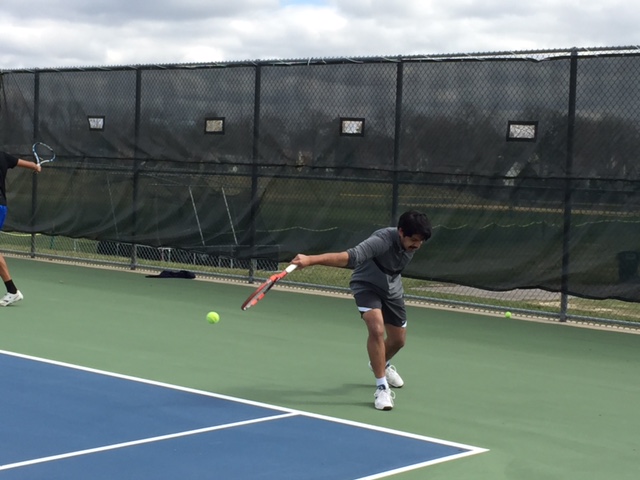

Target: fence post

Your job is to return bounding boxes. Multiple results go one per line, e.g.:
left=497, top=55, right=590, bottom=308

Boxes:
left=391, top=60, right=404, bottom=225
left=560, top=49, right=579, bottom=322
left=30, top=71, right=40, bottom=258
left=130, top=68, right=142, bottom=270
left=248, top=64, right=262, bottom=283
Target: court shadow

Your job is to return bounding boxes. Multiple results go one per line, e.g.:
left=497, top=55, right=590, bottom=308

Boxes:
left=224, top=382, right=374, bottom=409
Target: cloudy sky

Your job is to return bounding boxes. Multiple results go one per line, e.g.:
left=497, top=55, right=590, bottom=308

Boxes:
left=1, top=0, right=638, bottom=70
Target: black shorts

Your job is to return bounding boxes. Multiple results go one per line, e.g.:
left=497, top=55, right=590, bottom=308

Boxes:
left=352, top=287, right=407, bottom=328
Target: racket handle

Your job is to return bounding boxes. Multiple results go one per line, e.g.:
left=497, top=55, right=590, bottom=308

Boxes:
left=285, top=264, right=297, bottom=274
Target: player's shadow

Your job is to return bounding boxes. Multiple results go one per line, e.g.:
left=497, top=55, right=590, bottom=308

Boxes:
left=226, top=383, right=373, bottom=409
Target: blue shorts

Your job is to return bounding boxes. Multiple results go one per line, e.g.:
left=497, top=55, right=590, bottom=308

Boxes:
left=0, top=205, right=6, bottom=229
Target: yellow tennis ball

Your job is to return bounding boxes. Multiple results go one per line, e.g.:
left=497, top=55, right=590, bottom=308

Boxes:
left=505, top=311, right=512, bottom=319
left=206, top=311, right=220, bottom=324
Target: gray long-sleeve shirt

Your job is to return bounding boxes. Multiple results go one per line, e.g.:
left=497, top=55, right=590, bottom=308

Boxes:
left=346, top=227, right=416, bottom=299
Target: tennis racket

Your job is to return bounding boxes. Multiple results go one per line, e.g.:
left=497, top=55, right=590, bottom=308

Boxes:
left=241, top=264, right=297, bottom=311
left=32, top=142, right=56, bottom=166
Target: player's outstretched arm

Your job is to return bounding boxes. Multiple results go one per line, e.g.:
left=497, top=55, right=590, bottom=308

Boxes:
left=17, top=159, right=41, bottom=173
left=291, top=252, right=349, bottom=269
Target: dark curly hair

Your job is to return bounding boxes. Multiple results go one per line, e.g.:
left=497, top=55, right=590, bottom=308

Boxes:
left=397, top=210, right=431, bottom=241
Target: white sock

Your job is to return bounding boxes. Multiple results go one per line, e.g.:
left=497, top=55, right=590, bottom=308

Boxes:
left=376, top=377, right=388, bottom=389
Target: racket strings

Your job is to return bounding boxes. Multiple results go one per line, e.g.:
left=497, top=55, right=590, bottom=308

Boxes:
left=33, top=143, right=55, bottom=164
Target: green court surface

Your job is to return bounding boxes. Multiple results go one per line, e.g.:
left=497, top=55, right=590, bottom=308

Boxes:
left=1, top=257, right=639, bottom=479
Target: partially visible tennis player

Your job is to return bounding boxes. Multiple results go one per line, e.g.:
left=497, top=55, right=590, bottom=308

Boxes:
left=0, top=150, right=42, bottom=306
left=291, top=210, right=431, bottom=411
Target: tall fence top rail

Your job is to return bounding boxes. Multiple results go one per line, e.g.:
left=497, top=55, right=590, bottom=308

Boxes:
left=3, top=45, right=640, bottom=74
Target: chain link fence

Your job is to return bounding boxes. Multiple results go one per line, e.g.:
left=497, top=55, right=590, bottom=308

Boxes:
left=1, top=47, right=640, bottom=328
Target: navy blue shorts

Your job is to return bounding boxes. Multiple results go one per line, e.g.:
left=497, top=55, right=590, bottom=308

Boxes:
left=0, top=205, right=6, bottom=229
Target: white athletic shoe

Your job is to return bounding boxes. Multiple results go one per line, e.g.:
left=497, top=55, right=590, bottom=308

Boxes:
left=0, top=290, right=23, bottom=307
left=374, top=386, right=395, bottom=411
left=369, top=362, right=405, bottom=388
left=384, top=365, right=404, bottom=388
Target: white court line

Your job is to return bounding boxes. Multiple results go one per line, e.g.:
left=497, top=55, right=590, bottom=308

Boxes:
left=0, top=349, right=488, bottom=475
left=0, top=413, right=297, bottom=471
left=354, top=449, right=486, bottom=480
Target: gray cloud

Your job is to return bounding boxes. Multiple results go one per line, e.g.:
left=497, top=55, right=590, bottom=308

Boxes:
left=1, top=0, right=276, bottom=23
left=1, top=0, right=638, bottom=70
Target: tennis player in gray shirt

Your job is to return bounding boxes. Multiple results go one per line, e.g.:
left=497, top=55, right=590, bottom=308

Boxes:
left=291, top=210, right=431, bottom=410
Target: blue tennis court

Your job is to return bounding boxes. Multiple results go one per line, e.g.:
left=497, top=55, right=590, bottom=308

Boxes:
left=0, top=350, right=486, bottom=479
